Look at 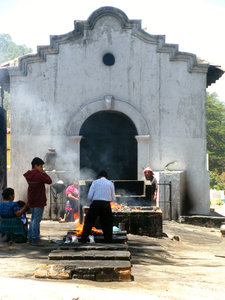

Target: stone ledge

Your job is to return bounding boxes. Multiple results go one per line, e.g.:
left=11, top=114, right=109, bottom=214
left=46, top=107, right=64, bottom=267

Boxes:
left=179, top=215, right=225, bottom=228
left=65, top=234, right=128, bottom=243
left=35, top=260, right=131, bottom=281
left=67, top=230, right=127, bottom=236
left=34, top=264, right=71, bottom=279
left=58, top=243, right=129, bottom=251
left=49, top=250, right=131, bottom=261
left=113, top=211, right=162, bottom=237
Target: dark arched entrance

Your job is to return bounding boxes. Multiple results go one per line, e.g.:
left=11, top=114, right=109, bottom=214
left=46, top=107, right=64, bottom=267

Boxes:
left=80, top=111, right=137, bottom=180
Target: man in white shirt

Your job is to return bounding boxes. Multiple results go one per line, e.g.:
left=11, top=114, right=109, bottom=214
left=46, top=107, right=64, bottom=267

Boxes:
left=144, top=166, right=158, bottom=205
left=80, top=170, right=116, bottom=243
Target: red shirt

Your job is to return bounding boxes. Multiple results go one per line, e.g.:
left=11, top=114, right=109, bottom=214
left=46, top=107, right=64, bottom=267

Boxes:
left=23, top=169, right=52, bottom=207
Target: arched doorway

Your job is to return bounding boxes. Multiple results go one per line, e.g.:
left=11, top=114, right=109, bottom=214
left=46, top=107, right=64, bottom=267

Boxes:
left=79, top=111, right=138, bottom=180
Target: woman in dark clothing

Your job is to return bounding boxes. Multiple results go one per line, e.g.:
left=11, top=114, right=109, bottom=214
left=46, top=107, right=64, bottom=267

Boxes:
left=0, top=188, right=28, bottom=242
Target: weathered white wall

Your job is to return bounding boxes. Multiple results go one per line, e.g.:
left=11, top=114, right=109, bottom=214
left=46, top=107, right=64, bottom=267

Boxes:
left=7, top=7, right=210, bottom=215
left=158, top=171, right=186, bottom=220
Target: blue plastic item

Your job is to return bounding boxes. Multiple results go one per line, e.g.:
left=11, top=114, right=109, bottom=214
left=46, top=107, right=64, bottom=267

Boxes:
left=113, top=226, right=119, bottom=232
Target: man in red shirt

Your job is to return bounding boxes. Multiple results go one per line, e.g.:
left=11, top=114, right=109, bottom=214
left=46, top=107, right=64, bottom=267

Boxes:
left=24, top=157, right=52, bottom=246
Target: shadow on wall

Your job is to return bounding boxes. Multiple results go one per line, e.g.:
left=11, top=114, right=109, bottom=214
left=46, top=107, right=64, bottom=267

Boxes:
left=182, top=191, right=194, bottom=215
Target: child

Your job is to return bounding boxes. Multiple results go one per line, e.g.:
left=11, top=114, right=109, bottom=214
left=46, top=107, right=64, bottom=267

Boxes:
left=23, top=157, right=52, bottom=246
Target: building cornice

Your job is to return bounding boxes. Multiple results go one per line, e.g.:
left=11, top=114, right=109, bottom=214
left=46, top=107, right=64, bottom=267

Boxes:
left=6, top=6, right=210, bottom=77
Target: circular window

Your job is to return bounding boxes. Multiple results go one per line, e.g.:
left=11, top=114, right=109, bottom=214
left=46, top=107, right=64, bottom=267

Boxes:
left=103, top=53, right=115, bottom=66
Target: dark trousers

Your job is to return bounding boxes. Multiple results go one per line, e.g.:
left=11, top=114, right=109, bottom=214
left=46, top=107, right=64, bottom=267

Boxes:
left=81, top=200, right=113, bottom=243
left=65, top=199, right=78, bottom=222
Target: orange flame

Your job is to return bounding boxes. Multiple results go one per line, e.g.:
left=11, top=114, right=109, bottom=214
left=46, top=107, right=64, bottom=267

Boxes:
left=73, top=212, right=79, bottom=221
left=110, top=202, right=122, bottom=210
left=74, top=219, right=84, bottom=236
left=73, top=218, right=103, bottom=237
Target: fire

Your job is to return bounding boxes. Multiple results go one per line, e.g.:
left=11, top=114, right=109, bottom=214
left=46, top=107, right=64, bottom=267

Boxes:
left=110, top=202, right=122, bottom=210
left=73, top=212, right=79, bottom=220
left=73, top=216, right=103, bottom=237
left=110, top=203, right=141, bottom=212
left=73, top=219, right=83, bottom=236
left=92, top=227, right=103, bottom=234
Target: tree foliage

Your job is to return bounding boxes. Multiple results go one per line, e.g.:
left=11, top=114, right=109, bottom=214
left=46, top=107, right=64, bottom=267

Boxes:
left=206, top=92, right=225, bottom=189
left=209, top=171, right=225, bottom=190
left=0, top=34, right=32, bottom=127
left=0, top=33, right=32, bottom=64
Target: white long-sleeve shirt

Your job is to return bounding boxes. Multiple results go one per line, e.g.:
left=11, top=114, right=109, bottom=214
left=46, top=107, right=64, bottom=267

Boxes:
left=88, top=177, right=116, bottom=202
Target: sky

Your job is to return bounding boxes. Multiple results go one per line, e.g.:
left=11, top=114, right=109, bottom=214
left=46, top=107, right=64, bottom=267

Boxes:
left=0, top=0, right=225, bottom=102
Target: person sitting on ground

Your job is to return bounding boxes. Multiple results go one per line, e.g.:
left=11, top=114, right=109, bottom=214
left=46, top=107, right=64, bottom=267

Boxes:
left=0, top=188, right=28, bottom=243
left=16, top=200, right=29, bottom=229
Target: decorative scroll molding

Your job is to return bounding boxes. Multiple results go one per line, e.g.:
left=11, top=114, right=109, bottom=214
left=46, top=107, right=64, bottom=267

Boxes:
left=87, top=6, right=131, bottom=29
left=104, top=95, right=114, bottom=110
left=66, top=95, right=149, bottom=136
left=7, top=6, right=209, bottom=77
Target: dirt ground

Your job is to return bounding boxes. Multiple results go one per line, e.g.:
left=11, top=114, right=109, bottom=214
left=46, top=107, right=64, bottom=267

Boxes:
left=1, top=206, right=225, bottom=300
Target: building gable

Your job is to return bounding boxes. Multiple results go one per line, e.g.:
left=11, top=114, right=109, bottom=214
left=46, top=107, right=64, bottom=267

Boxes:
left=8, top=7, right=209, bottom=78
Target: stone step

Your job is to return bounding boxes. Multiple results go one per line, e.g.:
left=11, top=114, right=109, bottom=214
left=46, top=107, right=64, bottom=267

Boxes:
left=179, top=215, right=225, bottom=228
left=64, top=235, right=128, bottom=244
left=48, top=250, right=131, bottom=261
left=80, top=235, right=128, bottom=243
left=67, top=230, right=127, bottom=236
left=35, top=260, right=131, bottom=281
left=58, top=243, right=129, bottom=251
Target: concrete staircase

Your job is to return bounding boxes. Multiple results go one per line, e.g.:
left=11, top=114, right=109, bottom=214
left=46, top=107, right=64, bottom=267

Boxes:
left=35, top=231, right=132, bottom=281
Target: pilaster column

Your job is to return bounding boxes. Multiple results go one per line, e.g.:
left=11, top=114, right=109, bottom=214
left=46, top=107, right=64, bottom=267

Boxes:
left=135, top=135, right=150, bottom=179
left=68, top=136, right=82, bottom=178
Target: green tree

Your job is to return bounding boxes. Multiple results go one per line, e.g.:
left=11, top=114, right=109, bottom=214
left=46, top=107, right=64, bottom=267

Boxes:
left=209, top=171, right=225, bottom=190
left=0, top=34, right=32, bottom=127
left=0, top=33, right=32, bottom=64
left=206, top=92, right=225, bottom=189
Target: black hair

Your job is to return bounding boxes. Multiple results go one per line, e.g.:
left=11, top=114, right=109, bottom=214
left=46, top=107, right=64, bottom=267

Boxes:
left=97, top=170, right=108, bottom=178
left=31, top=157, right=45, bottom=168
left=16, top=200, right=26, bottom=208
left=16, top=200, right=29, bottom=213
left=2, top=188, right=14, bottom=200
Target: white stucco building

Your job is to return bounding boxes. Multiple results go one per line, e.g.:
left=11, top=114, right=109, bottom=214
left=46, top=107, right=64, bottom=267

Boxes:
left=1, top=7, right=224, bottom=217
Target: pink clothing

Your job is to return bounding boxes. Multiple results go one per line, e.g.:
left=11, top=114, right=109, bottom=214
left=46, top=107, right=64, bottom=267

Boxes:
left=65, top=184, right=79, bottom=222
left=65, top=184, right=79, bottom=198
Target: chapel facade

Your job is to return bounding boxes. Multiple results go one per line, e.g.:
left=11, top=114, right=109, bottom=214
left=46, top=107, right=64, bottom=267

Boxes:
left=1, top=7, right=224, bottom=217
